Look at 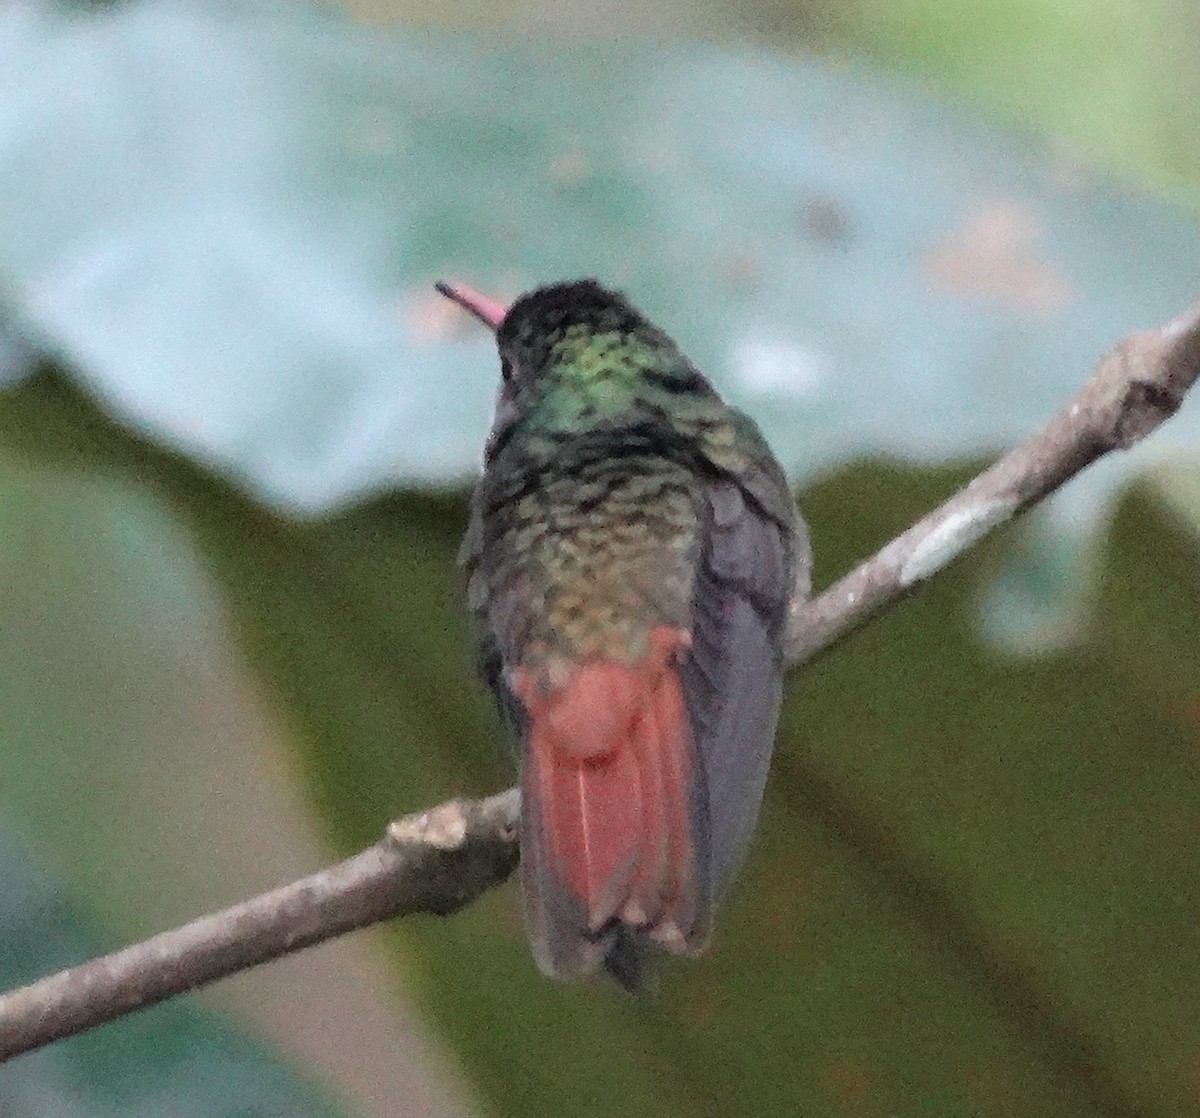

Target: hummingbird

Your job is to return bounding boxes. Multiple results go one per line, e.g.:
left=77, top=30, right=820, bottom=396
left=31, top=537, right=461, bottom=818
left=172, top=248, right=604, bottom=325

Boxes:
left=436, top=278, right=810, bottom=987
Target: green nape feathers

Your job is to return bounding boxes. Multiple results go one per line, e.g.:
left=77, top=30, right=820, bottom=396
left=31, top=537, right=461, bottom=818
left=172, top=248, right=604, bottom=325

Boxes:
left=495, top=281, right=713, bottom=431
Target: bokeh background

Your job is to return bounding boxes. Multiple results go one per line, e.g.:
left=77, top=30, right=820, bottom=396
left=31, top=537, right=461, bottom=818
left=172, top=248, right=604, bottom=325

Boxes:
left=3, top=1, right=1200, bottom=1115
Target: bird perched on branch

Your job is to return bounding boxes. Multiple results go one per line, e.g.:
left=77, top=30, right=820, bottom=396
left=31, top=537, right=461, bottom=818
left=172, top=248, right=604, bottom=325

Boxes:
left=437, top=278, right=810, bottom=988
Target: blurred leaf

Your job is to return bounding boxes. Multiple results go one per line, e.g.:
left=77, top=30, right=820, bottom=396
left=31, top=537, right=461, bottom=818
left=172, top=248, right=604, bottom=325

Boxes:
left=777, top=465, right=1200, bottom=1118
left=5, top=369, right=1200, bottom=1115
left=3, top=4, right=1200, bottom=1117
left=843, top=0, right=1200, bottom=195
left=1, top=0, right=1199, bottom=522
left=0, top=370, right=478, bottom=1118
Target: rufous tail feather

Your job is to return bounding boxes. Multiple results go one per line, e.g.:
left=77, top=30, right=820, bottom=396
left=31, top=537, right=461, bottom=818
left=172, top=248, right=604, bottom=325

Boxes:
left=512, top=626, right=709, bottom=980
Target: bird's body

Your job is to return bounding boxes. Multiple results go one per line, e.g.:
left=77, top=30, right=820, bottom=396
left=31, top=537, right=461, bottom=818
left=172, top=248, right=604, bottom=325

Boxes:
left=441, top=279, right=809, bottom=985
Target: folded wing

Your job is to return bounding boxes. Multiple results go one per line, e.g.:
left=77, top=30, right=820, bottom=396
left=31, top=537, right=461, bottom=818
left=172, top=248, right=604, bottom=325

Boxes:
left=681, top=479, right=798, bottom=898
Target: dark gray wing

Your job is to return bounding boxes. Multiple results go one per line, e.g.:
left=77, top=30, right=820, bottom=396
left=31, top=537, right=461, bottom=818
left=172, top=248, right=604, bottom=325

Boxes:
left=680, top=478, right=804, bottom=897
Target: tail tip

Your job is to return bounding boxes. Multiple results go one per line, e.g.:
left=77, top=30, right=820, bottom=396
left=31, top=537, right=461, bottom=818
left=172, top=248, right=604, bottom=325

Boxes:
left=602, top=930, right=658, bottom=995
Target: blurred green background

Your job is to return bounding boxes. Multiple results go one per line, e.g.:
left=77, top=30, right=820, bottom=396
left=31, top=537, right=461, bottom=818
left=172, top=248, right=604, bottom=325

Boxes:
left=3, top=1, right=1200, bottom=1116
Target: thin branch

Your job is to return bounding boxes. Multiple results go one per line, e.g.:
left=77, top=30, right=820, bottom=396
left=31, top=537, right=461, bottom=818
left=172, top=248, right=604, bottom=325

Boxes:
left=0, top=791, right=520, bottom=1061
left=3, top=303, right=1200, bottom=1062
left=785, top=303, right=1200, bottom=663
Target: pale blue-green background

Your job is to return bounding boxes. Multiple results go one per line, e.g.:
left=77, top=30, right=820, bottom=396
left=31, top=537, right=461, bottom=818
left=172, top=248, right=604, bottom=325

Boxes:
left=3, top=2, right=1200, bottom=1116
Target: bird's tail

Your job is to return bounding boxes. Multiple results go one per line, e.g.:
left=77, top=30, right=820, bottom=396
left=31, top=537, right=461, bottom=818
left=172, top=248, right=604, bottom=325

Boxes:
left=512, top=626, right=710, bottom=985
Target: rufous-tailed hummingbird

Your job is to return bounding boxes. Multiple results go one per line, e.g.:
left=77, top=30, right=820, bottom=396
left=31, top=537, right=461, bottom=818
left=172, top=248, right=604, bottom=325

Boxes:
left=437, top=278, right=810, bottom=988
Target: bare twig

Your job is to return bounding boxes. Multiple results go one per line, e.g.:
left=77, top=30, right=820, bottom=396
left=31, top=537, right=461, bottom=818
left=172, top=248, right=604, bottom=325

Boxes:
left=785, top=303, right=1200, bottom=663
left=0, top=791, right=520, bottom=1061
left=2, top=303, right=1200, bottom=1062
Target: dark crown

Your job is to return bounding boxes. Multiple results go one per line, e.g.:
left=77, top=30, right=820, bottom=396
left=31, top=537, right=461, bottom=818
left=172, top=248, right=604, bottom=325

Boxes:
left=497, top=280, right=647, bottom=347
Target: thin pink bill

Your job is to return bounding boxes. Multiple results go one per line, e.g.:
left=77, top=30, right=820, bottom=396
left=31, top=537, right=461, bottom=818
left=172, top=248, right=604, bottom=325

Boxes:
left=434, top=280, right=509, bottom=331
